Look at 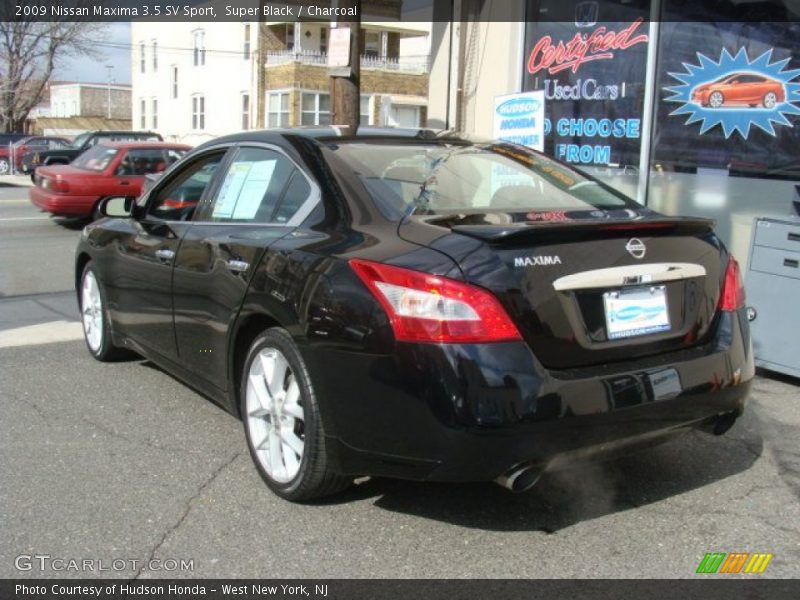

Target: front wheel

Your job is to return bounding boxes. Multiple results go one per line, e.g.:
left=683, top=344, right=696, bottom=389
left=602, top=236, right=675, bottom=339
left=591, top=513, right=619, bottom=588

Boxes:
left=763, top=92, right=778, bottom=109
left=709, top=91, right=724, bottom=108
left=241, top=328, right=350, bottom=501
left=0, top=158, right=9, bottom=175
left=79, top=263, right=126, bottom=361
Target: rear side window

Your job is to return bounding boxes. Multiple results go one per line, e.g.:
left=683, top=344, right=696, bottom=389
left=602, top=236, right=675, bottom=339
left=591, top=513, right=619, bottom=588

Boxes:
left=72, top=145, right=119, bottom=172
left=205, top=146, right=308, bottom=224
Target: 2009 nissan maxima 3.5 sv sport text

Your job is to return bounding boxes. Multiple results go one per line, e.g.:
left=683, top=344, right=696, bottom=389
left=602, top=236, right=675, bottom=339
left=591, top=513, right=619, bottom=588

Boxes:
left=75, top=129, right=753, bottom=501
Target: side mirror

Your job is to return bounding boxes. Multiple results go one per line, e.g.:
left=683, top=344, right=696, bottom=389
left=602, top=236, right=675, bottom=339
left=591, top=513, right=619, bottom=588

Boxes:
left=100, top=196, right=136, bottom=218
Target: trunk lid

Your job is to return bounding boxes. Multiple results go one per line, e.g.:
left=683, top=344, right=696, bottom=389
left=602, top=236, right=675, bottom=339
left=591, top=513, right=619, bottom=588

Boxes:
left=399, top=208, right=726, bottom=370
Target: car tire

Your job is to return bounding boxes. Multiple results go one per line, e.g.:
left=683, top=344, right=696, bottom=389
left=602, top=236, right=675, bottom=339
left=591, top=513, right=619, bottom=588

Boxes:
left=0, top=158, right=9, bottom=175
left=763, top=92, right=778, bottom=109
left=79, top=262, right=127, bottom=361
left=240, top=327, right=351, bottom=502
left=709, top=91, right=724, bottom=108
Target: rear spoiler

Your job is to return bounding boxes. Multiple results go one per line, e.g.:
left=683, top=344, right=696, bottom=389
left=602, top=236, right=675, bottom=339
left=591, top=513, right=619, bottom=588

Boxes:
left=423, top=216, right=716, bottom=244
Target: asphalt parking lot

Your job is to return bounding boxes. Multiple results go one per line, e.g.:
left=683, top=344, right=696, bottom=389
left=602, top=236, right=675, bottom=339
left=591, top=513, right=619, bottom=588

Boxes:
left=1, top=180, right=799, bottom=579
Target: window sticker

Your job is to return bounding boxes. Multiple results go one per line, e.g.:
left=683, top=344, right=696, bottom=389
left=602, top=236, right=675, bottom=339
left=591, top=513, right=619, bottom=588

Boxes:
left=232, top=160, right=277, bottom=219
left=664, top=48, right=800, bottom=139
left=212, top=160, right=277, bottom=220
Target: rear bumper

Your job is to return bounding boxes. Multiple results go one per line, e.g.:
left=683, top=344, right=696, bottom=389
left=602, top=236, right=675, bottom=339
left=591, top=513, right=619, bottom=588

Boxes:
left=305, top=309, right=753, bottom=482
left=29, top=187, right=96, bottom=217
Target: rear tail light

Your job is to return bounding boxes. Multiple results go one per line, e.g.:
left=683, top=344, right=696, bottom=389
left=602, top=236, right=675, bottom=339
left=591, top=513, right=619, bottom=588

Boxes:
left=719, top=256, right=745, bottom=311
left=44, top=178, right=70, bottom=193
left=349, top=259, right=522, bottom=343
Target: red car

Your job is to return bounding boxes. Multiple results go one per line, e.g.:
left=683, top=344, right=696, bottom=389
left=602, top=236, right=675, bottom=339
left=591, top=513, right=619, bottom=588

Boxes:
left=692, top=72, right=785, bottom=109
left=30, top=142, right=190, bottom=218
left=0, top=136, right=71, bottom=175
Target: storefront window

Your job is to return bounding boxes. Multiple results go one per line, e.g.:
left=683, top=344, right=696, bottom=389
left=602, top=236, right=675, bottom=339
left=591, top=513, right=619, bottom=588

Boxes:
left=523, top=0, right=652, bottom=197
left=648, top=3, right=800, bottom=260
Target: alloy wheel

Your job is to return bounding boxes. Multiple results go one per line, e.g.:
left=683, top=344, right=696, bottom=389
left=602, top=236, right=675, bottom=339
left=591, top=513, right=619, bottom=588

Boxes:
left=709, top=92, right=724, bottom=108
left=245, top=347, right=305, bottom=483
left=0, top=159, right=9, bottom=175
left=81, top=270, right=104, bottom=353
left=763, top=92, right=777, bottom=109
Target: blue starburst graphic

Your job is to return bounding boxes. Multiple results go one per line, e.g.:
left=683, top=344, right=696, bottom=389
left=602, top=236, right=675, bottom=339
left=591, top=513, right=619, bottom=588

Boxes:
left=664, top=48, right=800, bottom=138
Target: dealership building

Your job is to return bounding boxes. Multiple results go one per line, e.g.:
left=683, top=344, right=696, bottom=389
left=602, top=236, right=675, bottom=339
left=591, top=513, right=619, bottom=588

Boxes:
left=427, top=0, right=800, bottom=264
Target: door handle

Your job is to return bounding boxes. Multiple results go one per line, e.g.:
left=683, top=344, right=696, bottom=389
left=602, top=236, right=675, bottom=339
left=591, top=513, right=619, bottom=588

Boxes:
left=155, top=248, right=175, bottom=261
left=226, top=259, right=250, bottom=272
left=119, top=180, right=130, bottom=185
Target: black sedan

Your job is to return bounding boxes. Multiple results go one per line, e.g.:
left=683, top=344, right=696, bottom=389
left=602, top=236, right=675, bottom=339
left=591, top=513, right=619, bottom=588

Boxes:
left=76, top=129, right=753, bottom=501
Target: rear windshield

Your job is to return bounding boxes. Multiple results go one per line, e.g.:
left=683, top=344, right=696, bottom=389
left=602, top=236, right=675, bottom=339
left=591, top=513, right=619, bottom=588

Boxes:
left=72, top=145, right=119, bottom=172
left=327, top=141, right=634, bottom=219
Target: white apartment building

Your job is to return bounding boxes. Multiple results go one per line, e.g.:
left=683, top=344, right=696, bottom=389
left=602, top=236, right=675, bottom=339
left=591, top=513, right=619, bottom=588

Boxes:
left=131, top=20, right=430, bottom=146
left=131, top=21, right=256, bottom=145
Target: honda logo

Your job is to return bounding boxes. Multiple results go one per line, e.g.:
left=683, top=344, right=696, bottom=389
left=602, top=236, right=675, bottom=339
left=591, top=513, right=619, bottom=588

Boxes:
left=626, top=238, right=646, bottom=259
left=575, top=1, right=599, bottom=27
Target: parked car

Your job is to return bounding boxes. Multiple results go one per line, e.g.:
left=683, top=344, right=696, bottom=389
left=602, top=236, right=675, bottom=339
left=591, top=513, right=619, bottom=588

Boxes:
left=0, top=136, right=71, bottom=175
left=692, top=72, right=785, bottom=108
left=30, top=142, right=190, bottom=218
left=75, top=128, right=752, bottom=501
left=22, top=130, right=163, bottom=179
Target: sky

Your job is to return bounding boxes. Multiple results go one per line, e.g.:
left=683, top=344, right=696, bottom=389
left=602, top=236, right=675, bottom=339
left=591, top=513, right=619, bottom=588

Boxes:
left=54, top=23, right=132, bottom=85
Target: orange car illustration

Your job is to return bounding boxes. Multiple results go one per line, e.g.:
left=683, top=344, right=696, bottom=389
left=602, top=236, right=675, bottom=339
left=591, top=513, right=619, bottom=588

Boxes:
left=692, top=72, right=785, bottom=109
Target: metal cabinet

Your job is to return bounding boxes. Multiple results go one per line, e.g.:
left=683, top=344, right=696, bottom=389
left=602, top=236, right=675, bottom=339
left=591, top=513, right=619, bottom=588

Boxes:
left=745, top=217, right=800, bottom=378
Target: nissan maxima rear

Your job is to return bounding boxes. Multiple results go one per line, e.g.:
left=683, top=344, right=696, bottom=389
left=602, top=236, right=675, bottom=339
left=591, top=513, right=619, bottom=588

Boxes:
left=75, top=131, right=752, bottom=501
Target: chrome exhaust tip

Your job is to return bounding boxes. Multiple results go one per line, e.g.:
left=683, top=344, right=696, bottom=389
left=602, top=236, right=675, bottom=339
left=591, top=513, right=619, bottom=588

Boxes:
left=495, top=465, right=543, bottom=493
left=712, top=412, right=738, bottom=436
left=698, top=412, right=738, bottom=436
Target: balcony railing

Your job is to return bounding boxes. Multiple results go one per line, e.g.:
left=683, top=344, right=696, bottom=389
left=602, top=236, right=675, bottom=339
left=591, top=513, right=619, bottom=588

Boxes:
left=264, top=49, right=429, bottom=74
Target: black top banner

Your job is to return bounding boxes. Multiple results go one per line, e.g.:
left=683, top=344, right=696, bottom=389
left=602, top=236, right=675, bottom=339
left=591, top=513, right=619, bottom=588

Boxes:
left=3, top=0, right=800, bottom=23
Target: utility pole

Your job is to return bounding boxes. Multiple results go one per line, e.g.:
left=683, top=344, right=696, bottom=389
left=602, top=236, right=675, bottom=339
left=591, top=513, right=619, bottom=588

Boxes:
left=105, top=64, right=114, bottom=120
left=329, top=0, right=361, bottom=134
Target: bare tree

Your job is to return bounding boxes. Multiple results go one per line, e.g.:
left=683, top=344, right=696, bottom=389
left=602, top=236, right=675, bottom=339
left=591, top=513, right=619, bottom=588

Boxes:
left=0, top=17, right=103, bottom=132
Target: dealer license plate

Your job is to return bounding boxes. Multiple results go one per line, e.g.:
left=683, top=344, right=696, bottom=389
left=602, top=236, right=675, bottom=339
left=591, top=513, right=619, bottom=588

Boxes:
left=603, top=286, right=670, bottom=340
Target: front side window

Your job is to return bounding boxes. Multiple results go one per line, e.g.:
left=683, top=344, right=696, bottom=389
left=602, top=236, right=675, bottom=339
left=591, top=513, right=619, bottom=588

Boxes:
left=207, top=146, right=307, bottom=224
left=147, top=152, right=225, bottom=220
left=329, top=142, right=633, bottom=219
left=72, top=145, right=120, bottom=172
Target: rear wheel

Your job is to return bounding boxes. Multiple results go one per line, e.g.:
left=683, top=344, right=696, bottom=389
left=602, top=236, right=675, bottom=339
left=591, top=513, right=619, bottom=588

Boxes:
left=763, top=92, right=778, bottom=109
left=709, top=91, right=724, bottom=108
left=79, top=263, right=126, bottom=361
left=0, top=158, right=9, bottom=175
left=241, top=328, right=350, bottom=501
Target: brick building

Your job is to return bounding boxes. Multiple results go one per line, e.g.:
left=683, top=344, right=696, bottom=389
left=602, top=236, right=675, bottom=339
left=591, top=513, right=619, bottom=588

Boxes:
left=131, top=19, right=430, bottom=145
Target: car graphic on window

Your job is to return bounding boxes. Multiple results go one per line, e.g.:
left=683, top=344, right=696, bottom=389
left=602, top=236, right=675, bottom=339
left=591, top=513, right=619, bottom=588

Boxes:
left=692, top=72, right=785, bottom=109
